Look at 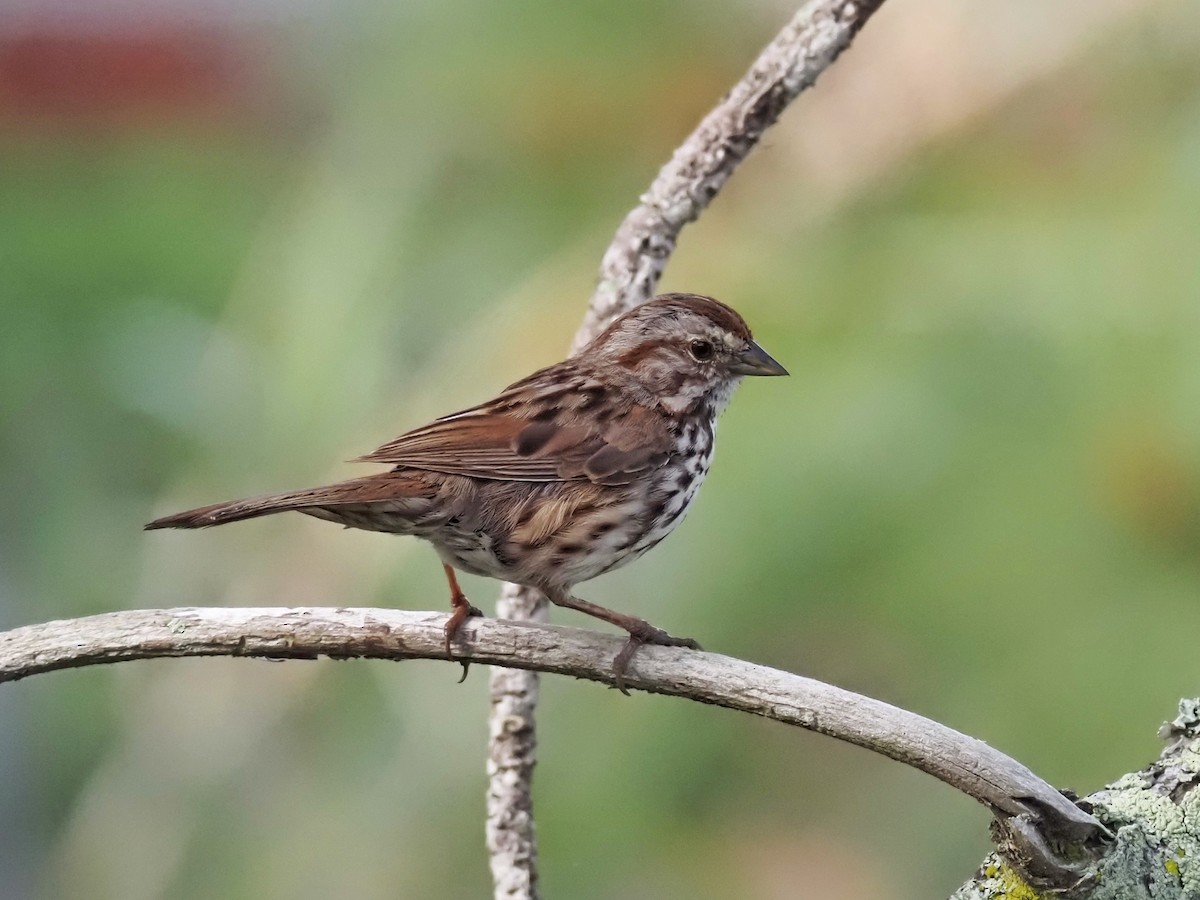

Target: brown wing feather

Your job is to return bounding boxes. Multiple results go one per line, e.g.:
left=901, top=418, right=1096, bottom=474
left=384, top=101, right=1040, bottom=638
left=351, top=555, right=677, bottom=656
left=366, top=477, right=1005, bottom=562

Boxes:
left=354, top=363, right=674, bottom=484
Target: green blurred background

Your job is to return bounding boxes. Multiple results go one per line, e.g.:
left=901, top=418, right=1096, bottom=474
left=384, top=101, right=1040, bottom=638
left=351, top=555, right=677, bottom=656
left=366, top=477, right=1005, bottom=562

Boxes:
left=2, top=0, right=1199, bottom=897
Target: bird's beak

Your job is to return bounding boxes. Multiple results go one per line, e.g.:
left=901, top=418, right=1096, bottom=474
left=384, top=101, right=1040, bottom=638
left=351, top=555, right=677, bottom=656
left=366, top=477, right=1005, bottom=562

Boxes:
left=729, top=340, right=789, bottom=376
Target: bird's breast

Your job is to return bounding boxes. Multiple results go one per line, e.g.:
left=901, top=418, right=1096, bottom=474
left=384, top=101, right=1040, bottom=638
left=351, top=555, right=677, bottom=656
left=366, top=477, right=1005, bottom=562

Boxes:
left=424, top=414, right=718, bottom=589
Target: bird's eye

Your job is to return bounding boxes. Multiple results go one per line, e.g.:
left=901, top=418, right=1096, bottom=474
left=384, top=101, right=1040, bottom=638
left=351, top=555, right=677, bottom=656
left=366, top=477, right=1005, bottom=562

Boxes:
left=689, top=339, right=715, bottom=361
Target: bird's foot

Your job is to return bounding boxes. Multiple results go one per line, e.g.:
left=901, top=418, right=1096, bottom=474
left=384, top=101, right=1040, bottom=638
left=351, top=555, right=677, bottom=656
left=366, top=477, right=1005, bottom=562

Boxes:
left=445, top=592, right=484, bottom=682
left=612, top=621, right=702, bottom=696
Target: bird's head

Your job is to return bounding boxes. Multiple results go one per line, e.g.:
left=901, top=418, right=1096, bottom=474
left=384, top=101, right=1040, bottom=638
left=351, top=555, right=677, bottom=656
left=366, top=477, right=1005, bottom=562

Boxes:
left=584, top=293, right=788, bottom=415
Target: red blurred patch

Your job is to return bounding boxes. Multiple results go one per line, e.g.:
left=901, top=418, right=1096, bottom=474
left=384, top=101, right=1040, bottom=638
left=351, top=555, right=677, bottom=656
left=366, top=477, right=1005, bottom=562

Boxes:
left=0, top=30, right=273, bottom=129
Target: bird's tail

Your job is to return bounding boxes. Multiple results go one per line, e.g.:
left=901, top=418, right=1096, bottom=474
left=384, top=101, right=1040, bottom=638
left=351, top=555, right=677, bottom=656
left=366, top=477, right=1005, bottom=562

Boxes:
left=144, top=474, right=421, bottom=530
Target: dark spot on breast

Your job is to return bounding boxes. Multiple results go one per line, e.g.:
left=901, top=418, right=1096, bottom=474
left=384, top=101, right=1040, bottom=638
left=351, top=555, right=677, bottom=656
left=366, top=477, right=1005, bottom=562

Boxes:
left=557, top=542, right=583, bottom=555
left=590, top=522, right=616, bottom=539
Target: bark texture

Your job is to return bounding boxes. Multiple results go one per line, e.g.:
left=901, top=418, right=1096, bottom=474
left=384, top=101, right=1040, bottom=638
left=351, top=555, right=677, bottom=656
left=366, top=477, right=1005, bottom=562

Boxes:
left=580, top=0, right=886, bottom=347
left=6, top=610, right=1196, bottom=895
left=486, top=585, right=546, bottom=899
left=0, top=607, right=1100, bottom=842
left=952, top=699, right=1200, bottom=900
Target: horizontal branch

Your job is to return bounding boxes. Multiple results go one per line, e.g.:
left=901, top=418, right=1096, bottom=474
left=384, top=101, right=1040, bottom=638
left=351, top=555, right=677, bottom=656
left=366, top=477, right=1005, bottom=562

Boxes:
left=1, top=606, right=1105, bottom=868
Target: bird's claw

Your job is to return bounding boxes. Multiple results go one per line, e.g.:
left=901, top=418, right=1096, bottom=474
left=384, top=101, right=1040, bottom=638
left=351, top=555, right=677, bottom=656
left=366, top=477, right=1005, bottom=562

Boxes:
left=611, top=625, right=702, bottom=695
left=444, top=595, right=484, bottom=682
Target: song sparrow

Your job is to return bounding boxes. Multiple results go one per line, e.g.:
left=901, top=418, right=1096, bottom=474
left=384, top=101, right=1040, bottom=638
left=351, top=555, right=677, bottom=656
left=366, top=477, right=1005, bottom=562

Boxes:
left=147, top=292, right=787, bottom=690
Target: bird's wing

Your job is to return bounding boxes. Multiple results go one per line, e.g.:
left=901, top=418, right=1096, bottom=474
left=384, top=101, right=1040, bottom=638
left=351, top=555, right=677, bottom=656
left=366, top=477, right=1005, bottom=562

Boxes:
left=354, top=366, right=673, bottom=485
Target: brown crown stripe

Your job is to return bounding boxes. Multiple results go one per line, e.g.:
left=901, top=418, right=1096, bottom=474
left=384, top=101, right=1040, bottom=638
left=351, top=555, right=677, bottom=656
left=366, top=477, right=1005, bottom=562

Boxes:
left=616, top=338, right=675, bottom=370
left=656, top=293, right=752, bottom=341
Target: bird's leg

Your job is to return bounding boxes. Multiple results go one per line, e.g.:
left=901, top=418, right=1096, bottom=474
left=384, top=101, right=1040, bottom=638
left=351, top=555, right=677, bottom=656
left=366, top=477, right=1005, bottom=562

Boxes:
left=442, top=564, right=483, bottom=682
left=545, top=590, right=701, bottom=695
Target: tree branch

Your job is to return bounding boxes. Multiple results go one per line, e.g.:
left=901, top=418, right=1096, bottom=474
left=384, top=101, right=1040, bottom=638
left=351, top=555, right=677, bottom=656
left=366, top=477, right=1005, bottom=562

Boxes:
left=953, top=700, right=1200, bottom=900
left=0, top=607, right=1107, bottom=869
left=487, top=1, right=890, bottom=894
left=579, top=0, right=886, bottom=345
left=486, top=584, right=546, bottom=900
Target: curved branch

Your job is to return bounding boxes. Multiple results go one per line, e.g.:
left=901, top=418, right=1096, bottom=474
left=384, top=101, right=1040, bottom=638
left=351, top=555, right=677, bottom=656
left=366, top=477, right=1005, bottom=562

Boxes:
left=578, top=0, right=886, bottom=346
left=1, top=607, right=1105, bottom=858
left=954, top=701, right=1200, bottom=899
left=488, top=2, right=892, bottom=894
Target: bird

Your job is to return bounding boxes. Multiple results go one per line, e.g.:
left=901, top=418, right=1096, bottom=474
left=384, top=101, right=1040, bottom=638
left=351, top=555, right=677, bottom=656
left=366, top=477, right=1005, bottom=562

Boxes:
left=146, top=292, right=788, bottom=691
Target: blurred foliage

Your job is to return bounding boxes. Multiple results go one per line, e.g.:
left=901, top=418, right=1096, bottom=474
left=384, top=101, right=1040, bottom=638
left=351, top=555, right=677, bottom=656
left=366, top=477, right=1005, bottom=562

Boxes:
left=1, top=1, right=1199, bottom=899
